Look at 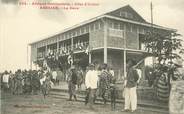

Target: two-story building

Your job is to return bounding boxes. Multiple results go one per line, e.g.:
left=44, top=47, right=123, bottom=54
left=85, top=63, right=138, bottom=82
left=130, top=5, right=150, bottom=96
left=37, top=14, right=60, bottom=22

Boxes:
left=29, top=5, right=175, bottom=80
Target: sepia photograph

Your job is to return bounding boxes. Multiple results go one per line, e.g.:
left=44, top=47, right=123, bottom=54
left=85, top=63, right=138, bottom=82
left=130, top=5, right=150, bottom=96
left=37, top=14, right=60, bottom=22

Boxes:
left=0, top=0, right=184, bottom=114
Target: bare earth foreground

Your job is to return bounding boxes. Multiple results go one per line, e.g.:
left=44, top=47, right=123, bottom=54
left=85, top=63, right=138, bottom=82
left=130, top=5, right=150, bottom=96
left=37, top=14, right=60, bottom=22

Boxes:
left=1, top=90, right=167, bottom=114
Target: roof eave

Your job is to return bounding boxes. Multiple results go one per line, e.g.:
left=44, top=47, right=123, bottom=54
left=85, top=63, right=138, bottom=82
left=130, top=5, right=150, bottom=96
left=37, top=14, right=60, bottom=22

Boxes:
left=104, top=15, right=176, bottom=32
left=28, top=15, right=105, bottom=46
left=29, top=15, right=176, bottom=46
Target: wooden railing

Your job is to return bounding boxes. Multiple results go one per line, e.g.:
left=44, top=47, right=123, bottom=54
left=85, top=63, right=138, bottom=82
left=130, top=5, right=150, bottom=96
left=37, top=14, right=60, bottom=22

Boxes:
left=37, top=52, right=46, bottom=59
left=73, top=41, right=89, bottom=51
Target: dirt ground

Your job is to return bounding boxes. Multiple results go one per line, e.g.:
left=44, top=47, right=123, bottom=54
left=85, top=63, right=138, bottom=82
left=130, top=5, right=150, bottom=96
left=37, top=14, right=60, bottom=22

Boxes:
left=0, top=90, right=167, bottom=114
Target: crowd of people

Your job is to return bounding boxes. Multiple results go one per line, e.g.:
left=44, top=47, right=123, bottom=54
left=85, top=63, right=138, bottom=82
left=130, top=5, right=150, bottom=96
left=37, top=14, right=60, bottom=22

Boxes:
left=1, top=57, right=184, bottom=114
left=1, top=59, right=141, bottom=112
left=66, top=63, right=117, bottom=110
left=0, top=69, right=51, bottom=95
left=67, top=59, right=141, bottom=112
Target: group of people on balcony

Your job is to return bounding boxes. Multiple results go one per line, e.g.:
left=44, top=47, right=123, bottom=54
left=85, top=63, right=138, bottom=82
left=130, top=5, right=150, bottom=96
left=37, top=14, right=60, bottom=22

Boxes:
left=37, top=40, right=89, bottom=59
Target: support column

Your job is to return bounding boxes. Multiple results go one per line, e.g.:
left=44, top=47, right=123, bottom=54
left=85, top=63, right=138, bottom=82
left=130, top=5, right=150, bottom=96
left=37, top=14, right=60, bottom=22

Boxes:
left=123, top=50, right=126, bottom=78
left=45, top=45, right=48, bottom=54
left=123, top=24, right=127, bottom=78
left=71, top=38, right=73, bottom=67
left=87, top=32, right=91, bottom=64
left=103, top=18, right=108, bottom=64
left=89, top=52, right=91, bottom=64
left=57, top=41, right=59, bottom=52
left=30, top=62, right=32, bottom=70
left=71, top=37, right=73, bottom=50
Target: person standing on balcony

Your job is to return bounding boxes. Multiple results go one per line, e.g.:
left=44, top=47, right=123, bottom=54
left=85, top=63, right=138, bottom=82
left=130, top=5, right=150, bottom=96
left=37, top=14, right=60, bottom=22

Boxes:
left=123, top=59, right=139, bottom=112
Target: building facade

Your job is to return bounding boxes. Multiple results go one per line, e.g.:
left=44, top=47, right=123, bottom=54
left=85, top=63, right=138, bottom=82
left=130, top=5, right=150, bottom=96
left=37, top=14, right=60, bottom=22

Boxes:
left=29, top=5, right=175, bottom=80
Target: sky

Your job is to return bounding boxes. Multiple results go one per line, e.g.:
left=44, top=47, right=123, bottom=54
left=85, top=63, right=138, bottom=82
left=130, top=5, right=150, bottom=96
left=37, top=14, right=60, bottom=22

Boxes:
left=0, top=0, right=184, bottom=72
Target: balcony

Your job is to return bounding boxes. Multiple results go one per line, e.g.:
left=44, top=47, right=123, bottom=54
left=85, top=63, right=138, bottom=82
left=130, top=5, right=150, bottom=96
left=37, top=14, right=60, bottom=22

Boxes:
left=58, top=45, right=71, bottom=56
left=140, top=43, right=146, bottom=51
left=37, top=51, right=46, bottom=59
left=73, top=41, right=89, bottom=52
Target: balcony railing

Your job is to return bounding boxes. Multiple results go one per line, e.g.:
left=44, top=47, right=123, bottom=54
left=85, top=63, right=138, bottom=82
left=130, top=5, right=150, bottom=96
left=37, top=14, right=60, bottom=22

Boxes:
left=37, top=52, right=46, bottom=59
left=73, top=41, right=89, bottom=52
left=139, top=43, right=147, bottom=51
left=37, top=42, right=90, bottom=59
left=58, top=46, right=71, bottom=56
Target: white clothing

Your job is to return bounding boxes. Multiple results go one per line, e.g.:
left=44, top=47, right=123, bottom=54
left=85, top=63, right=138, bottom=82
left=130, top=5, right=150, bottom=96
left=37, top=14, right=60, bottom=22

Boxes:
left=124, top=87, right=137, bottom=111
left=136, top=69, right=142, bottom=83
left=3, top=74, right=10, bottom=83
left=40, top=76, right=46, bottom=85
left=85, top=70, right=98, bottom=89
left=50, top=81, right=54, bottom=87
left=52, top=71, right=57, bottom=80
left=110, top=70, right=115, bottom=77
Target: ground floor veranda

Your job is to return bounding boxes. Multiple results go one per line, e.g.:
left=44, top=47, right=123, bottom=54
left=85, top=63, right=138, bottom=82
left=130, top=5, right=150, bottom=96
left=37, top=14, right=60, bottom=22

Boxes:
left=33, top=48, right=149, bottom=83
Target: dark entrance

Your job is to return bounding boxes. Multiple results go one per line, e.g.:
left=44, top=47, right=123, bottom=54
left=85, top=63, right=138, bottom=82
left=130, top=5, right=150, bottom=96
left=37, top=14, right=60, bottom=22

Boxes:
left=74, top=53, right=89, bottom=70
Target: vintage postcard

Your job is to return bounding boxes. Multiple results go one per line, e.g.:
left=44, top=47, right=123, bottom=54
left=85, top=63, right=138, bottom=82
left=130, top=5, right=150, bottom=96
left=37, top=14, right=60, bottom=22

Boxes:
left=0, top=0, right=184, bottom=114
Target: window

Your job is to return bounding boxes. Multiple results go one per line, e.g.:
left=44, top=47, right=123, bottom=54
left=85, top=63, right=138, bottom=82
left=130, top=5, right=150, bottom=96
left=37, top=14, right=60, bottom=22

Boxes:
left=67, top=33, right=69, bottom=39
left=120, top=23, right=124, bottom=30
left=86, top=25, right=89, bottom=32
left=95, top=22, right=99, bottom=30
left=90, top=24, right=94, bottom=31
left=109, top=22, right=113, bottom=28
left=120, top=11, right=126, bottom=17
left=117, top=23, right=121, bottom=30
left=81, top=27, right=84, bottom=34
left=77, top=29, right=80, bottom=35
left=84, top=26, right=87, bottom=33
left=127, top=12, right=133, bottom=19
left=69, top=32, right=72, bottom=38
left=120, top=11, right=133, bottom=19
left=98, top=22, right=101, bottom=29
left=114, top=22, right=118, bottom=29
left=59, top=34, right=62, bottom=41
left=75, top=31, right=77, bottom=36
left=63, top=34, right=66, bottom=39
left=79, top=28, right=82, bottom=35
left=139, top=34, right=146, bottom=50
left=72, top=32, right=75, bottom=37
left=126, top=23, right=131, bottom=32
